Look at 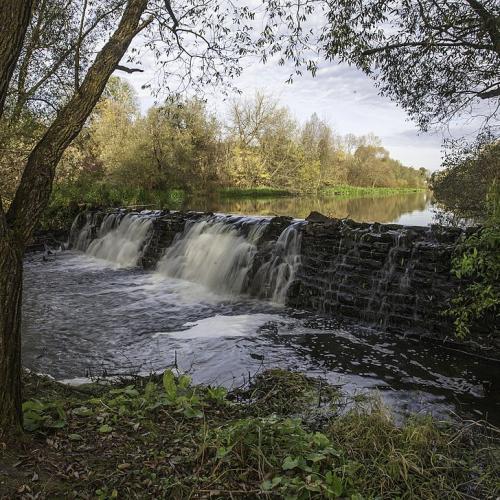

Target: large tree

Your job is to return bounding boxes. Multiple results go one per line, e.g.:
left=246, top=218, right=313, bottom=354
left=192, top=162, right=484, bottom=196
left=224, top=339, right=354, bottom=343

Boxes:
left=0, top=0, right=302, bottom=435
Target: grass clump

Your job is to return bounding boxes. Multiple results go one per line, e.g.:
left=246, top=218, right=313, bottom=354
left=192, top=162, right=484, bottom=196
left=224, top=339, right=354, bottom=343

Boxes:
left=1, top=369, right=498, bottom=499
left=218, top=187, right=293, bottom=198
left=321, top=185, right=425, bottom=198
left=39, top=184, right=187, bottom=231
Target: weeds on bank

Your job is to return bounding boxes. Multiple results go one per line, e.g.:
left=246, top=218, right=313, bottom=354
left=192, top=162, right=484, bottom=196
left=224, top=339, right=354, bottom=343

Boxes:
left=321, top=186, right=425, bottom=198
left=1, top=369, right=498, bottom=499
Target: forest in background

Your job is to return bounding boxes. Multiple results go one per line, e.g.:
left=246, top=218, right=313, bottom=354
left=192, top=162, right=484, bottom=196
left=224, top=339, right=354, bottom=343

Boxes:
left=0, top=77, right=427, bottom=210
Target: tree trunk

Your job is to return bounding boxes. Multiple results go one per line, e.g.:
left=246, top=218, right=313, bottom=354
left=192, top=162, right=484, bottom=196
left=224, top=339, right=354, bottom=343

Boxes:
left=0, top=0, right=149, bottom=434
left=0, top=233, right=24, bottom=437
left=0, top=0, right=34, bottom=117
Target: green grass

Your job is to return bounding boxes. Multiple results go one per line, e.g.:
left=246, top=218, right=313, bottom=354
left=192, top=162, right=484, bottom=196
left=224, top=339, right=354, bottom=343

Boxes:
left=39, top=184, right=187, bottom=231
left=321, top=185, right=426, bottom=198
left=218, top=187, right=294, bottom=198
left=1, top=369, right=498, bottom=499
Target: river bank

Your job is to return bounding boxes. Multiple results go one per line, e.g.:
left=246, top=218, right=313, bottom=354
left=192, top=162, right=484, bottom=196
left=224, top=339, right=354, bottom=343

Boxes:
left=1, top=369, right=498, bottom=499
left=39, top=185, right=429, bottom=231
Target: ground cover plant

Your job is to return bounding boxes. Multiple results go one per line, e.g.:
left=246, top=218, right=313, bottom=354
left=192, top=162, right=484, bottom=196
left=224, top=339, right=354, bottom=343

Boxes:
left=1, top=369, right=498, bottom=499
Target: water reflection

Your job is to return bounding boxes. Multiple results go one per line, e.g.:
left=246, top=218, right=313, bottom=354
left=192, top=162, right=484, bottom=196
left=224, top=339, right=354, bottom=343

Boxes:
left=184, top=191, right=437, bottom=224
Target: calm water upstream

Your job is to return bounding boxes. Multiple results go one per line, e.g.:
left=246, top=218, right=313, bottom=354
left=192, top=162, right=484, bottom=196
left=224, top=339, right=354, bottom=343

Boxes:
left=184, top=190, right=440, bottom=225
left=22, top=195, right=499, bottom=424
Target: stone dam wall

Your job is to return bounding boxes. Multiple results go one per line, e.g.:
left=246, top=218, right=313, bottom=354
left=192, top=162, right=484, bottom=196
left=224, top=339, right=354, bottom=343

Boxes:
left=66, top=208, right=486, bottom=339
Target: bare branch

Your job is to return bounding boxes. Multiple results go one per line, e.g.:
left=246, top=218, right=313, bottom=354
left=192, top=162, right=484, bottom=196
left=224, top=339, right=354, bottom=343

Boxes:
left=75, top=0, right=89, bottom=91
left=164, top=0, right=179, bottom=30
left=478, top=87, right=500, bottom=99
left=116, top=64, right=144, bottom=73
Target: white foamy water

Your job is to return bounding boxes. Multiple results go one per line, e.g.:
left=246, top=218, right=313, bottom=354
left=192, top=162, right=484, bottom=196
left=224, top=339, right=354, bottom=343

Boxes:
left=153, top=313, right=284, bottom=339
left=156, top=218, right=266, bottom=296
left=251, top=222, right=303, bottom=303
left=83, top=214, right=152, bottom=267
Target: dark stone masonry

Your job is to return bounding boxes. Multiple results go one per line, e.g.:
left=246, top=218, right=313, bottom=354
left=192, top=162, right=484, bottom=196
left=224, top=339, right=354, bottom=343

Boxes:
left=64, top=208, right=493, bottom=342
left=287, top=212, right=468, bottom=336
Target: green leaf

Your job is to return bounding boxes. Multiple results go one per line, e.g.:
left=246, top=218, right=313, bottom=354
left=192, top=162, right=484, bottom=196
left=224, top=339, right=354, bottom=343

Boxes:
left=163, top=370, right=177, bottom=400
left=178, top=374, right=192, bottom=389
left=46, top=419, right=66, bottom=429
left=262, top=476, right=282, bottom=490
left=73, top=406, right=93, bottom=417
left=124, top=387, right=140, bottom=397
left=22, top=399, right=45, bottom=412
left=99, top=424, right=113, bottom=433
left=282, top=456, right=300, bottom=470
left=216, top=446, right=233, bottom=459
left=325, top=472, right=343, bottom=497
left=306, top=452, right=327, bottom=463
left=183, top=405, right=203, bottom=418
left=69, top=433, right=83, bottom=441
left=144, top=381, right=157, bottom=397
left=312, top=432, right=330, bottom=448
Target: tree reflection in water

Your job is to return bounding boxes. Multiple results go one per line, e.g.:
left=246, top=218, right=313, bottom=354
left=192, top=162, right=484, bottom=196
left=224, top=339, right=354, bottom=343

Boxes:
left=184, top=191, right=433, bottom=224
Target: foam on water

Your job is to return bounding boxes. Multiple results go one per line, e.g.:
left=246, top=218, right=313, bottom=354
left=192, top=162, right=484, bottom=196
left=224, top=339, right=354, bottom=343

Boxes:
left=153, top=313, right=285, bottom=339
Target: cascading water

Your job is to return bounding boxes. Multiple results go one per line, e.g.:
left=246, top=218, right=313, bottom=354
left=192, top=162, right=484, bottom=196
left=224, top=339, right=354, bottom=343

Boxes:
left=69, top=211, right=304, bottom=303
left=70, top=211, right=153, bottom=267
left=26, top=208, right=500, bottom=425
left=250, top=222, right=304, bottom=303
left=156, top=216, right=269, bottom=296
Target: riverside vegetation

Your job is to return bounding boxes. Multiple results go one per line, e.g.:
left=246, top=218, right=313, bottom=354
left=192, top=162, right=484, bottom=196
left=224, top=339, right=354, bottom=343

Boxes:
left=1, top=80, right=428, bottom=226
left=431, top=137, right=499, bottom=339
left=1, top=369, right=499, bottom=499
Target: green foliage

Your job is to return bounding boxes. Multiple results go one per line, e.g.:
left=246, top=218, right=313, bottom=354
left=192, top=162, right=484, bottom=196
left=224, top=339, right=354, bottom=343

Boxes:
left=208, top=416, right=350, bottom=499
left=8, top=370, right=499, bottom=498
left=431, top=135, right=499, bottom=220
left=322, top=185, right=424, bottom=198
left=39, top=183, right=186, bottom=230
left=219, top=187, right=292, bottom=198
left=448, top=185, right=500, bottom=338
left=83, top=371, right=205, bottom=424
left=22, top=399, right=66, bottom=432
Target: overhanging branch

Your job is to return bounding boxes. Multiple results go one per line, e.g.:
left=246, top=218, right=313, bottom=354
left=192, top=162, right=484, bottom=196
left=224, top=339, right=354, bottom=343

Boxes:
left=116, top=64, right=144, bottom=73
left=164, top=0, right=179, bottom=30
left=478, top=87, right=500, bottom=99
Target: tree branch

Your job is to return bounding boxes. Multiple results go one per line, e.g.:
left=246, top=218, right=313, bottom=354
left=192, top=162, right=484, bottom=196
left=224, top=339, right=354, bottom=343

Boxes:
left=7, top=0, right=149, bottom=242
left=362, top=40, right=493, bottom=56
left=116, top=64, right=144, bottom=73
left=74, top=0, right=88, bottom=91
left=0, top=0, right=34, bottom=118
left=464, top=0, right=500, bottom=55
left=164, top=0, right=179, bottom=30
left=478, top=87, right=500, bottom=99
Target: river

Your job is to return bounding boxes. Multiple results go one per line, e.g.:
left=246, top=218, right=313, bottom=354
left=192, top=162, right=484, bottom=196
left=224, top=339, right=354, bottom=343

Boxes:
left=183, top=190, right=439, bottom=225
left=22, top=192, right=498, bottom=424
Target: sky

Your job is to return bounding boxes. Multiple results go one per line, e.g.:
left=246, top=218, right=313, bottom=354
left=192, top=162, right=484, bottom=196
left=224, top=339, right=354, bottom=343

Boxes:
left=121, top=56, right=445, bottom=172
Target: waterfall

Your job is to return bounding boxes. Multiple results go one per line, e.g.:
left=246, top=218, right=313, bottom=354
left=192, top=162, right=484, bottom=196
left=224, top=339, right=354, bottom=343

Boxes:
left=70, top=211, right=153, bottom=267
left=156, top=216, right=268, bottom=295
left=69, top=210, right=304, bottom=302
left=251, top=222, right=304, bottom=303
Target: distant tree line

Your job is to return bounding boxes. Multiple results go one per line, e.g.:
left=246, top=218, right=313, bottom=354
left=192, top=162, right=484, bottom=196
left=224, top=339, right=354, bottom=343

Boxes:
left=0, top=79, right=428, bottom=203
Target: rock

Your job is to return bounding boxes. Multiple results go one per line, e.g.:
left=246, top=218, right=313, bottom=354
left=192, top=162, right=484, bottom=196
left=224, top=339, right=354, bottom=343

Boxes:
left=306, top=211, right=331, bottom=223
